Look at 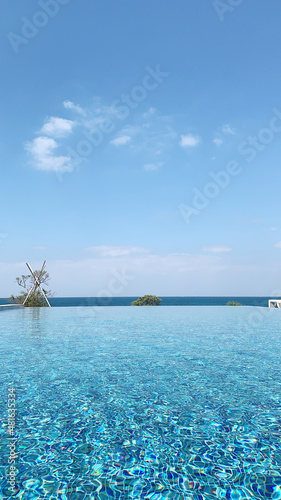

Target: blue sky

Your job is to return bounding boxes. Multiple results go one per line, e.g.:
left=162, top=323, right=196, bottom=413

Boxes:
left=1, top=0, right=281, bottom=297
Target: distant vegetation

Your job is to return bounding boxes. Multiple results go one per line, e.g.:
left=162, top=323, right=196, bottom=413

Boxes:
left=226, top=301, right=243, bottom=306
left=7, top=268, right=53, bottom=307
left=131, top=295, right=162, bottom=306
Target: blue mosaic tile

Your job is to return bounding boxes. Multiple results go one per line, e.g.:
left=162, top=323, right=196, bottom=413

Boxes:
left=0, top=306, right=281, bottom=499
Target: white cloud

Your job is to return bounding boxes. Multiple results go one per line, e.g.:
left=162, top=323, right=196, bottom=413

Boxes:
left=40, top=117, right=75, bottom=138
left=110, top=135, right=131, bottom=147
left=85, top=246, right=149, bottom=257
left=222, top=124, right=235, bottom=135
left=179, top=134, right=201, bottom=148
left=213, top=138, right=223, bottom=146
left=144, top=162, right=163, bottom=171
left=3, top=250, right=280, bottom=296
left=274, top=242, right=281, bottom=248
left=25, top=99, right=175, bottom=175
left=109, top=126, right=139, bottom=147
left=63, top=100, right=86, bottom=115
left=46, top=250, right=231, bottom=296
left=201, top=246, right=232, bottom=253
left=25, top=136, right=73, bottom=173
left=212, top=124, right=235, bottom=145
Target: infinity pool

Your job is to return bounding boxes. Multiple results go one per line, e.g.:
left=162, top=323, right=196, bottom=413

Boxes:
left=1, top=306, right=281, bottom=499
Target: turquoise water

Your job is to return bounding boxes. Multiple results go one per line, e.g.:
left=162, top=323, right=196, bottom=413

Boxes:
left=1, top=306, right=281, bottom=499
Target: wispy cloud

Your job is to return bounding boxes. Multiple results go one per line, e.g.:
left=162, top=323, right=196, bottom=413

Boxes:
left=131, top=116, right=176, bottom=157
left=82, top=98, right=121, bottom=127
left=142, top=107, right=156, bottom=118
left=201, top=245, right=232, bottom=253
left=110, top=135, right=131, bottom=147
left=179, top=134, right=201, bottom=148
left=212, top=124, right=236, bottom=146
left=47, top=250, right=231, bottom=296
left=222, top=124, right=235, bottom=135
left=25, top=136, right=73, bottom=173
left=108, top=111, right=176, bottom=161
left=274, top=241, right=281, bottom=248
left=63, top=100, right=86, bottom=115
left=25, top=101, right=176, bottom=175
left=213, top=138, right=223, bottom=146
left=2, top=247, right=251, bottom=296
left=144, top=161, right=163, bottom=171
left=85, top=245, right=149, bottom=257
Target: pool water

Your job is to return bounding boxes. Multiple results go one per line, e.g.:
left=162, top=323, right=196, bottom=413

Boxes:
left=1, top=306, right=281, bottom=499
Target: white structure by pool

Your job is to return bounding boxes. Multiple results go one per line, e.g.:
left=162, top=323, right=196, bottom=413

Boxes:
left=268, top=299, right=281, bottom=308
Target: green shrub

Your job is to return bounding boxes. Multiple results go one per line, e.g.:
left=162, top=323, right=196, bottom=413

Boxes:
left=131, top=295, right=162, bottom=306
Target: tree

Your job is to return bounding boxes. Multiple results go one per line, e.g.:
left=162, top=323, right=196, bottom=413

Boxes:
left=131, top=295, right=162, bottom=306
left=226, top=301, right=243, bottom=306
left=7, top=268, right=53, bottom=307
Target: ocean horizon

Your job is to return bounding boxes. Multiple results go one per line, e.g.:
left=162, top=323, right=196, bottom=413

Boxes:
left=0, top=296, right=271, bottom=307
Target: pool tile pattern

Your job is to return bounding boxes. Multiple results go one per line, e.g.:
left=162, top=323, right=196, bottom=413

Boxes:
left=0, top=306, right=281, bottom=499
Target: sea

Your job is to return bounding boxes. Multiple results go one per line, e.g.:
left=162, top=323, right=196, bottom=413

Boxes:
left=0, top=296, right=271, bottom=307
